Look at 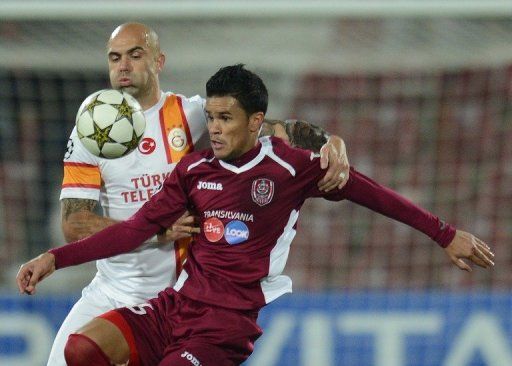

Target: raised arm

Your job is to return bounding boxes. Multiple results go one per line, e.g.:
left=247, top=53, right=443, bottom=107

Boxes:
left=260, top=119, right=349, bottom=191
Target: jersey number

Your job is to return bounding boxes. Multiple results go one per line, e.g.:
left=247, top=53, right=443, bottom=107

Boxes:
left=127, top=303, right=153, bottom=315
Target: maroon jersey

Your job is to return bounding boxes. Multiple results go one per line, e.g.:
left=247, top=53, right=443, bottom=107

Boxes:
left=51, top=136, right=455, bottom=311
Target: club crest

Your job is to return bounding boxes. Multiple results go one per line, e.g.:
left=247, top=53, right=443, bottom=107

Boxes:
left=168, top=127, right=187, bottom=152
left=251, top=178, right=274, bottom=206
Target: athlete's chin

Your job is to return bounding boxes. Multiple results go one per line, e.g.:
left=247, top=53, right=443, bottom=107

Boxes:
left=213, top=149, right=234, bottom=161
left=213, top=150, right=228, bottom=160
left=118, top=85, right=138, bottom=96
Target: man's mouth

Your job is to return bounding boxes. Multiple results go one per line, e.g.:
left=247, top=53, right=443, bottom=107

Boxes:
left=118, top=78, right=132, bottom=87
left=210, top=140, right=223, bottom=149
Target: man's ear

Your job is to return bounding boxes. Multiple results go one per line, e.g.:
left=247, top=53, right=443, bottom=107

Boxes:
left=249, top=112, right=265, bottom=133
left=156, top=52, right=166, bottom=73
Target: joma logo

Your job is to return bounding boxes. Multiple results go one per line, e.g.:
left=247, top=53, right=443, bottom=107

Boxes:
left=181, top=351, right=202, bottom=366
left=197, top=181, right=223, bottom=191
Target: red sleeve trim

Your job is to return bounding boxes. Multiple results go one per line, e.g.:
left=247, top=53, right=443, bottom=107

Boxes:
left=63, top=162, right=97, bottom=168
left=61, top=183, right=100, bottom=189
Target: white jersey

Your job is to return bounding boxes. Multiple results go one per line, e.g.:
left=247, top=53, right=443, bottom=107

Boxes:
left=60, top=91, right=207, bottom=303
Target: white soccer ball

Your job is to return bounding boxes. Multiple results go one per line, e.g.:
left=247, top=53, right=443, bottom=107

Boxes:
left=75, top=89, right=146, bottom=159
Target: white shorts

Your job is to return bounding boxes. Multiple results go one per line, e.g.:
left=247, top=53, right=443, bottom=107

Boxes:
left=46, top=279, right=147, bottom=366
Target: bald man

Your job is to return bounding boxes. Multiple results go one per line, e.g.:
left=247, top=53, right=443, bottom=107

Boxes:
left=47, top=23, right=349, bottom=365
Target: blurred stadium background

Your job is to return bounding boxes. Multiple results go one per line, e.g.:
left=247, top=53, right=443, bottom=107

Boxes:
left=0, top=1, right=511, bottom=365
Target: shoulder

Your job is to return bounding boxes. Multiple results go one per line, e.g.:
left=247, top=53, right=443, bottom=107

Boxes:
left=63, top=126, right=100, bottom=164
left=163, top=91, right=205, bottom=108
left=162, top=92, right=206, bottom=128
left=266, top=136, right=319, bottom=166
left=175, top=149, right=214, bottom=172
left=253, top=136, right=321, bottom=179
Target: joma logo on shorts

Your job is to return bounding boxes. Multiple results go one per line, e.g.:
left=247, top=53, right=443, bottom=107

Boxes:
left=180, top=351, right=202, bottom=366
left=197, top=181, right=223, bottom=190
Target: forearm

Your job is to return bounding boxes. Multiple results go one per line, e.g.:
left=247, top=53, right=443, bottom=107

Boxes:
left=343, top=168, right=456, bottom=247
left=61, top=198, right=117, bottom=242
left=62, top=211, right=118, bottom=242
left=260, top=119, right=329, bottom=153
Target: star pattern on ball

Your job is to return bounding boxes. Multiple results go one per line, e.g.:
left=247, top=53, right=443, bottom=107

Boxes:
left=125, top=128, right=140, bottom=151
left=86, top=96, right=105, bottom=115
left=91, top=123, right=114, bottom=150
left=113, top=98, right=134, bottom=122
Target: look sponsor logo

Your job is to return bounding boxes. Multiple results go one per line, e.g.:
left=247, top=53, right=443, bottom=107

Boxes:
left=204, top=217, right=224, bottom=242
left=224, top=220, right=249, bottom=245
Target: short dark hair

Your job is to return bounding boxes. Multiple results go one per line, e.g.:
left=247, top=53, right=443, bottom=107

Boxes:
left=206, top=64, right=268, bottom=116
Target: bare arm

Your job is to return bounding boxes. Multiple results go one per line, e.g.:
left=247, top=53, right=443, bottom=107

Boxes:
left=260, top=119, right=350, bottom=191
left=61, top=198, right=117, bottom=242
left=260, top=119, right=329, bottom=152
left=61, top=198, right=199, bottom=243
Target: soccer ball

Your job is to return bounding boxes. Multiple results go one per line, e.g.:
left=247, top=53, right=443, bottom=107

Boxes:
left=75, top=89, right=146, bottom=159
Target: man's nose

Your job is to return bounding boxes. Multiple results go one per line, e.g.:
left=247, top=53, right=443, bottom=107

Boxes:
left=119, top=56, right=132, bottom=72
left=207, top=119, right=221, bottom=134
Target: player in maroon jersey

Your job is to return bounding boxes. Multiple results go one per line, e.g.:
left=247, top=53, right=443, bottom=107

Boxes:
left=17, top=64, right=494, bottom=366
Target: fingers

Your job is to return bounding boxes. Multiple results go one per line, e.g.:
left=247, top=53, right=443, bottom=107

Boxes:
left=16, top=265, right=39, bottom=295
left=160, top=223, right=201, bottom=242
left=470, top=244, right=494, bottom=268
left=319, top=144, right=329, bottom=169
left=453, top=258, right=472, bottom=272
left=173, top=225, right=200, bottom=235
left=445, top=232, right=495, bottom=272
left=318, top=149, right=342, bottom=192
left=16, top=266, right=31, bottom=294
left=318, top=166, right=348, bottom=192
left=337, top=168, right=350, bottom=190
left=175, top=213, right=197, bottom=225
left=318, top=140, right=350, bottom=192
left=25, top=266, right=45, bottom=295
left=475, top=238, right=494, bottom=259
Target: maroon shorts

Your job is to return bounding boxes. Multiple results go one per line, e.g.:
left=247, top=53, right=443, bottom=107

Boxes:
left=99, top=289, right=262, bottom=366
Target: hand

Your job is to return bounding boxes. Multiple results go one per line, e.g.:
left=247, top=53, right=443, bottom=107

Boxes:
left=318, top=135, right=350, bottom=192
left=444, top=230, right=494, bottom=272
left=157, top=210, right=201, bottom=244
left=16, top=252, right=56, bottom=295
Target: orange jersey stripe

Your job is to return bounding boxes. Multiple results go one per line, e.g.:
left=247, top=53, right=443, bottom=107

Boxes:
left=174, top=237, right=191, bottom=278
left=159, top=95, right=194, bottom=164
left=62, top=162, right=101, bottom=188
left=176, top=96, right=195, bottom=153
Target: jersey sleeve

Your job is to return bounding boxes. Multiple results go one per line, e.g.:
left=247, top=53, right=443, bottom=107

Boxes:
left=135, top=160, right=191, bottom=229
left=339, top=168, right=456, bottom=247
left=49, top=160, right=191, bottom=269
left=293, top=148, right=455, bottom=247
left=59, top=126, right=101, bottom=202
left=296, top=149, right=346, bottom=201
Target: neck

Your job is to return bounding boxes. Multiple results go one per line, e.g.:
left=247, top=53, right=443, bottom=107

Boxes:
left=138, top=89, right=161, bottom=110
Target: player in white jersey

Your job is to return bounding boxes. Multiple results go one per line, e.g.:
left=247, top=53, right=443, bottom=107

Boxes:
left=47, top=23, right=350, bottom=365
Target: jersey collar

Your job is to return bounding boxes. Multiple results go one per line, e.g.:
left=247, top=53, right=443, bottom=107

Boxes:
left=218, top=137, right=269, bottom=174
